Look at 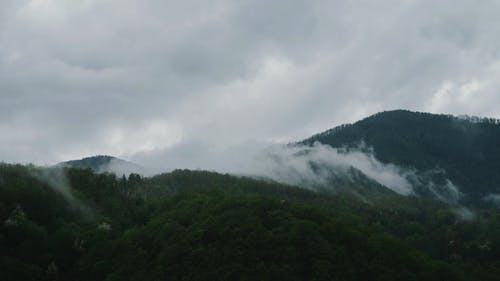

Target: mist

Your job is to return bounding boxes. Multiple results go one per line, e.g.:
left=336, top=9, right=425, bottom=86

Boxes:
left=100, top=158, right=152, bottom=177
left=244, top=142, right=414, bottom=195
left=30, top=167, right=94, bottom=219
left=484, top=193, right=500, bottom=208
left=129, top=140, right=462, bottom=203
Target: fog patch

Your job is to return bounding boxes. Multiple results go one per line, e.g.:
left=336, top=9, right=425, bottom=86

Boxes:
left=99, top=158, right=152, bottom=177
left=131, top=140, right=463, bottom=203
left=429, top=180, right=461, bottom=204
left=30, top=167, right=93, bottom=218
left=407, top=169, right=462, bottom=204
left=247, top=142, right=414, bottom=195
left=483, top=193, right=500, bottom=207
left=245, top=142, right=464, bottom=204
left=452, top=207, right=476, bottom=221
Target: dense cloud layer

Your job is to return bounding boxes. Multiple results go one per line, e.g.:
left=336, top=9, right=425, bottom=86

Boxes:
left=2, top=0, right=500, bottom=165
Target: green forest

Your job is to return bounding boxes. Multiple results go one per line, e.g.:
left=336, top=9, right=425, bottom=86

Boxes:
left=303, top=110, right=500, bottom=205
left=1, top=163, right=500, bottom=281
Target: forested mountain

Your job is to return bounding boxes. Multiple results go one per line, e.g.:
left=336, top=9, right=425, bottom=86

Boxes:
left=2, top=110, right=500, bottom=280
left=1, top=163, right=500, bottom=280
left=302, top=110, right=500, bottom=205
left=58, top=156, right=145, bottom=176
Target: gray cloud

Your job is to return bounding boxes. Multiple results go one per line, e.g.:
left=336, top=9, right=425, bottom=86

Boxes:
left=2, top=0, right=500, bottom=165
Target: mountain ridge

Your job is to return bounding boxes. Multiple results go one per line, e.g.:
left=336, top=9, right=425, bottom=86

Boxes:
left=301, top=109, right=500, bottom=204
left=57, top=155, right=145, bottom=176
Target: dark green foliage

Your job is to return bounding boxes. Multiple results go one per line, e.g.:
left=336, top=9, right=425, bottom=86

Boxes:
left=303, top=110, right=500, bottom=202
left=0, top=164, right=499, bottom=280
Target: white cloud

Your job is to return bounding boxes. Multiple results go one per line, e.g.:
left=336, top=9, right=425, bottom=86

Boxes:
left=1, top=0, right=500, bottom=165
left=246, top=143, right=415, bottom=195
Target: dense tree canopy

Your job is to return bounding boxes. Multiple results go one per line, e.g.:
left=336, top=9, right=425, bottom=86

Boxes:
left=1, top=164, right=500, bottom=280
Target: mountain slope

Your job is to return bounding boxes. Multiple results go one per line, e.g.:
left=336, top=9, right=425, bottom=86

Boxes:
left=57, top=155, right=145, bottom=176
left=302, top=110, right=500, bottom=201
left=1, top=163, right=500, bottom=280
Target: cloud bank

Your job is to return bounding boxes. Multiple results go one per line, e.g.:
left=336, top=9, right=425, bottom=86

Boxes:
left=130, top=140, right=460, bottom=202
left=246, top=143, right=414, bottom=195
left=2, top=1, right=500, bottom=165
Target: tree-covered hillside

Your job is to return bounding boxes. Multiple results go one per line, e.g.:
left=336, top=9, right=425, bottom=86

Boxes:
left=58, top=155, right=120, bottom=170
left=1, top=164, right=500, bottom=280
left=58, top=155, right=145, bottom=175
left=303, top=110, right=500, bottom=201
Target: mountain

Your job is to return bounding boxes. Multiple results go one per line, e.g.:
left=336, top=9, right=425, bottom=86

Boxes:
left=1, top=163, right=499, bottom=280
left=3, top=110, right=500, bottom=280
left=302, top=110, right=500, bottom=204
left=57, top=155, right=145, bottom=176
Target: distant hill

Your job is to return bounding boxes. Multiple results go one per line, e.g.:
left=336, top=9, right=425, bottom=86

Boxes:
left=57, top=155, right=145, bottom=176
left=302, top=110, right=500, bottom=204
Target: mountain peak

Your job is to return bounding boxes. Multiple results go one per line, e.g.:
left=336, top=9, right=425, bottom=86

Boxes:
left=57, top=155, right=145, bottom=176
left=302, top=110, right=500, bottom=201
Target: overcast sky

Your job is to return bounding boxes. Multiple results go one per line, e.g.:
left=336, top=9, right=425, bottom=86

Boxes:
left=2, top=0, right=500, bottom=169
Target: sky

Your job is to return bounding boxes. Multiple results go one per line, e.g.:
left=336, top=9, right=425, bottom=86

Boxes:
left=2, top=0, right=500, bottom=169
